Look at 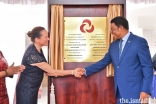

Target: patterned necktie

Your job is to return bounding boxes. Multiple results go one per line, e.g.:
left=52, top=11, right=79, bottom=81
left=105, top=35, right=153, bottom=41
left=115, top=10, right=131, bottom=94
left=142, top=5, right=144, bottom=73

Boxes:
left=119, top=39, right=123, bottom=58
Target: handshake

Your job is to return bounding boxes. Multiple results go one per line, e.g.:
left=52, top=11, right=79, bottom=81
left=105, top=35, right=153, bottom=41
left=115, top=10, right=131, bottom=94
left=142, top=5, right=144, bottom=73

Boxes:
left=72, top=68, right=85, bottom=78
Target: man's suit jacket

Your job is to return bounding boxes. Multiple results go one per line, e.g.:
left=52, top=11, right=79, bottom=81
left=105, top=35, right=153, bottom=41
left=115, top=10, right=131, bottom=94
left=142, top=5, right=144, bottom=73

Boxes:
left=85, top=32, right=153, bottom=99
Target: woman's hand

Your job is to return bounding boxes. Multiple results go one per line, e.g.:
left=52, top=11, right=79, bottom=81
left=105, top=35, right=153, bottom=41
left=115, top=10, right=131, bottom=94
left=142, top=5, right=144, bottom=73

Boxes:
left=6, top=62, right=25, bottom=76
left=17, top=65, right=25, bottom=72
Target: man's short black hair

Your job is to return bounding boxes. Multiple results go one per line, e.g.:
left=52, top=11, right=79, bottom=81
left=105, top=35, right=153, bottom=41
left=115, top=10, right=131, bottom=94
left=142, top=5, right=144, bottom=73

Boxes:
left=111, top=16, right=129, bottom=30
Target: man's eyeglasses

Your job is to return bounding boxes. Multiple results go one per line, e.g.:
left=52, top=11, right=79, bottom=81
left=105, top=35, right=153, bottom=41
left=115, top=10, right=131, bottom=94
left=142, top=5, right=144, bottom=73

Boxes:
left=110, top=26, right=120, bottom=32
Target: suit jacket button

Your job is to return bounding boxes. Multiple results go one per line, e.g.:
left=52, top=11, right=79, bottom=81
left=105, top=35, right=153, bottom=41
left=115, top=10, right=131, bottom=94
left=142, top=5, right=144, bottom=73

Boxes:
left=117, top=66, right=119, bottom=68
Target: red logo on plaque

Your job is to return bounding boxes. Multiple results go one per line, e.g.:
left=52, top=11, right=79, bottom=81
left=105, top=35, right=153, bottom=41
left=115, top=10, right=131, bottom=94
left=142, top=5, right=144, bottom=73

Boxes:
left=80, top=19, right=94, bottom=33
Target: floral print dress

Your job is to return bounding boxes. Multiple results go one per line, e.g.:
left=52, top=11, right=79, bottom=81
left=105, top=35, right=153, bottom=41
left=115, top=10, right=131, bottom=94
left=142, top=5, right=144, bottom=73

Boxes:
left=0, top=51, right=9, bottom=104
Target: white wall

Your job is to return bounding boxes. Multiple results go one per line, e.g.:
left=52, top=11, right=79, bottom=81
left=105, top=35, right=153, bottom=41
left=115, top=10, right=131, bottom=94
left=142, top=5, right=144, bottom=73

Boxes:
left=126, top=1, right=143, bottom=37
left=143, top=30, right=156, bottom=57
left=0, top=2, right=48, bottom=103
left=126, top=1, right=156, bottom=57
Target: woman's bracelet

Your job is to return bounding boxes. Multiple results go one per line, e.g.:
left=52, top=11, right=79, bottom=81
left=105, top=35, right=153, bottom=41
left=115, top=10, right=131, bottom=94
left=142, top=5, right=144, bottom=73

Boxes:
left=71, top=70, right=74, bottom=75
left=4, top=70, right=9, bottom=77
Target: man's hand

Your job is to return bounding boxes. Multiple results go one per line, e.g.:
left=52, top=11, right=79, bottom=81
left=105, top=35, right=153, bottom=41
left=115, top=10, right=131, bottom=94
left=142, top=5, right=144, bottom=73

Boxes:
left=140, top=92, right=150, bottom=104
left=73, top=68, right=85, bottom=78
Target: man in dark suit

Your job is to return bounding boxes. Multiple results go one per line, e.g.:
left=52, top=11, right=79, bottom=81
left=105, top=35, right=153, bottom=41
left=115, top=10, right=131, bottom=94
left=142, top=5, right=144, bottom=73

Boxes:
left=77, top=16, right=153, bottom=104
